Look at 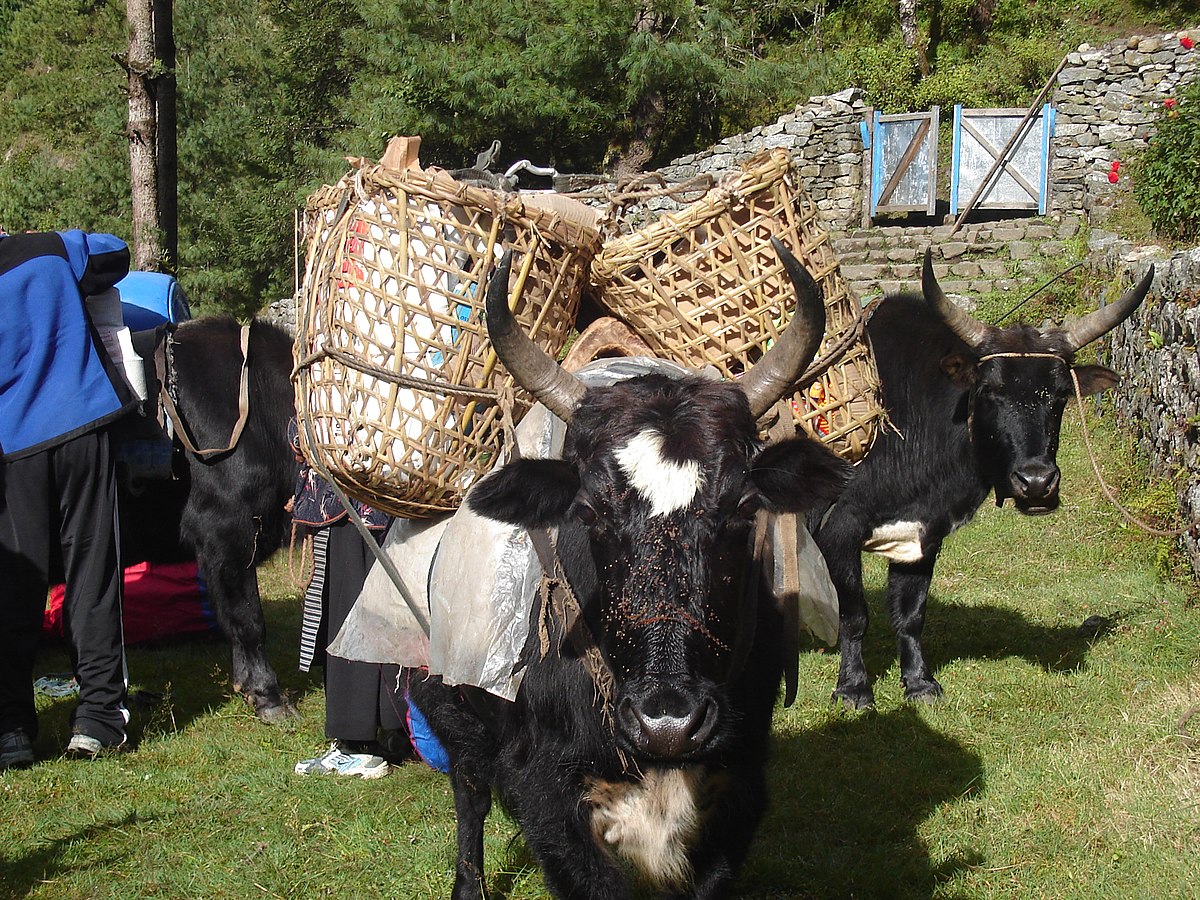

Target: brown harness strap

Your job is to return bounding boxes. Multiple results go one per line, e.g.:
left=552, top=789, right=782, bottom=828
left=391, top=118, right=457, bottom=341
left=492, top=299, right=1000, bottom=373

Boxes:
left=764, top=398, right=804, bottom=708
left=161, top=323, right=253, bottom=459
left=527, top=529, right=619, bottom=717
left=501, top=394, right=627, bottom=765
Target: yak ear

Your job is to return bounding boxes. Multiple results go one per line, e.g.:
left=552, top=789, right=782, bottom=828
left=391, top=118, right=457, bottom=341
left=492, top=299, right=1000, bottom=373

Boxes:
left=467, top=458, right=580, bottom=528
left=750, top=437, right=853, bottom=514
left=940, top=352, right=978, bottom=388
left=1072, top=364, right=1121, bottom=395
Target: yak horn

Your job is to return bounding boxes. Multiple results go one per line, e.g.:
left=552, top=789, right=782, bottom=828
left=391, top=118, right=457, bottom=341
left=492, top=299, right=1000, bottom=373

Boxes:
left=1059, top=265, right=1155, bottom=351
left=740, top=238, right=827, bottom=420
left=484, top=251, right=586, bottom=423
left=922, top=248, right=991, bottom=349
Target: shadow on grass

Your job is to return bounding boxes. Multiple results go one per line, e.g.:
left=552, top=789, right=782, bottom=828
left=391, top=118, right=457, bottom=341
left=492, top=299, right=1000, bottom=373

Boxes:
left=0, top=812, right=139, bottom=898
left=749, top=707, right=985, bottom=900
left=851, top=588, right=1116, bottom=697
left=32, top=583, right=321, bottom=753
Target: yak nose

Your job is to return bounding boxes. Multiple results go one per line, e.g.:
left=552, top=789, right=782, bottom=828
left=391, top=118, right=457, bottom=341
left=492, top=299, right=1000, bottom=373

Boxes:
left=616, top=679, right=719, bottom=759
left=1010, top=462, right=1061, bottom=509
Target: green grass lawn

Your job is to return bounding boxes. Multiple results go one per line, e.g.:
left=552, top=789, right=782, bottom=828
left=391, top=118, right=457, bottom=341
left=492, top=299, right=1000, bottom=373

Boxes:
left=2, top=415, right=1197, bottom=899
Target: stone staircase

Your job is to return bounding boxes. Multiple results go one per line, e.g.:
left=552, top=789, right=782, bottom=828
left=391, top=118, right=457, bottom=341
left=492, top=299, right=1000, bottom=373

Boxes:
left=829, top=216, right=1087, bottom=301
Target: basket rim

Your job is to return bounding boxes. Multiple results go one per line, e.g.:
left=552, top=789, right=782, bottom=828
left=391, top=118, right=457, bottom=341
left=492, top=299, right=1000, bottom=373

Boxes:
left=593, top=148, right=795, bottom=274
left=306, top=161, right=602, bottom=257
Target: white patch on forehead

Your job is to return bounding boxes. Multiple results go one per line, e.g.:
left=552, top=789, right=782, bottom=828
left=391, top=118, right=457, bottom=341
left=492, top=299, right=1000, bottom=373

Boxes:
left=614, top=430, right=703, bottom=517
left=863, top=520, right=925, bottom=563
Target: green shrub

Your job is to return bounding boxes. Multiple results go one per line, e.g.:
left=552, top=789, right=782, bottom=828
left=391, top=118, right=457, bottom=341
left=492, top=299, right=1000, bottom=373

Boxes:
left=842, top=42, right=921, bottom=111
left=1134, top=85, right=1200, bottom=241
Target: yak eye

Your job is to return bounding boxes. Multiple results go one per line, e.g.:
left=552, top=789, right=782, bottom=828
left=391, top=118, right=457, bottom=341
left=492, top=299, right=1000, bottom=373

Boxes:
left=572, top=499, right=598, bottom=526
left=736, top=492, right=762, bottom=520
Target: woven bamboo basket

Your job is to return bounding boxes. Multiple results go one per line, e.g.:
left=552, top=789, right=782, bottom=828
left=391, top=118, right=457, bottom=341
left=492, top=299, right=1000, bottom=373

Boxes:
left=294, top=137, right=601, bottom=517
left=590, top=148, right=883, bottom=462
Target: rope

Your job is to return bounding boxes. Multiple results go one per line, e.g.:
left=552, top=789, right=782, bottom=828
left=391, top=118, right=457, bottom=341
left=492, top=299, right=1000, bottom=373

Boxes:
left=796, top=295, right=885, bottom=387
left=994, top=261, right=1085, bottom=325
left=1070, top=369, right=1196, bottom=538
left=286, top=524, right=315, bottom=591
left=291, top=347, right=502, bottom=403
left=162, top=324, right=254, bottom=459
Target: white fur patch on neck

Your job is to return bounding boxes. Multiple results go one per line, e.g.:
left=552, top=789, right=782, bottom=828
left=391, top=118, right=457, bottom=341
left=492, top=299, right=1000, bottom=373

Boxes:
left=586, top=767, right=704, bottom=888
left=614, top=431, right=703, bottom=517
left=863, top=520, right=925, bottom=563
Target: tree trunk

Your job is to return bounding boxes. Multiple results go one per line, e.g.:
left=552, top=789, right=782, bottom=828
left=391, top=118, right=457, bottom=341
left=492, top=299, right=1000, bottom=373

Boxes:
left=610, top=5, right=667, bottom=181
left=899, top=0, right=931, bottom=77
left=973, top=0, right=997, bottom=32
left=126, top=0, right=161, bottom=271
left=153, top=0, right=177, bottom=270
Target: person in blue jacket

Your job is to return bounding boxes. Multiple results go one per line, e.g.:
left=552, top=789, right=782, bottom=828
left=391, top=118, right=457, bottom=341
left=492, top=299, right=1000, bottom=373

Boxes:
left=0, top=229, right=137, bottom=769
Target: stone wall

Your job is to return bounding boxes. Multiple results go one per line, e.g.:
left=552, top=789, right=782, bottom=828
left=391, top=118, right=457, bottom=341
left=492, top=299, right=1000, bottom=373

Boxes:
left=1088, top=236, right=1200, bottom=579
left=1051, top=31, right=1198, bottom=222
left=647, top=28, right=1198, bottom=241
left=656, top=88, right=868, bottom=232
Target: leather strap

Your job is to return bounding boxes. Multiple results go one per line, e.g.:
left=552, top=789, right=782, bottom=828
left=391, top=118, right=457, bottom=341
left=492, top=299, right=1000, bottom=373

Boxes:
left=161, top=323, right=253, bottom=459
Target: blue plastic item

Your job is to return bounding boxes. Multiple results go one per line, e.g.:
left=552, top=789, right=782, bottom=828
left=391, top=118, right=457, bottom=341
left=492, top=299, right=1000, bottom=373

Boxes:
left=115, top=271, right=192, bottom=331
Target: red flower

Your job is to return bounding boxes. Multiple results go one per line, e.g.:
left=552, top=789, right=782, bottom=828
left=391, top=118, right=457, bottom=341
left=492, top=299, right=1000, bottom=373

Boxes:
left=1165, top=98, right=1178, bottom=108
left=1182, top=35, right=1195, bottom=49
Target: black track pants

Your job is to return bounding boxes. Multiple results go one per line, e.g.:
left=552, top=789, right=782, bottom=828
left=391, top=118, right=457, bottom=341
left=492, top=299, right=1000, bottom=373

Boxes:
left=322, top=518, right=404, bottom=742
left=0, top=429, right=128, bottom=743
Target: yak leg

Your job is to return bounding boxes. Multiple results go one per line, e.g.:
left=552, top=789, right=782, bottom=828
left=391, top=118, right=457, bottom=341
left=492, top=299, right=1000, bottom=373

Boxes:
left=813, top=510, right=874, bottom=708
left=817, top=520, right=874, bottom=709
left=449, top=767, right=492, bottom=900
left=528, top=820, right=631, bottom=900
left=684, top=768, right=768, bottom=900
left=202, top=562, right=294, bottom=722
left=508, top=771, right=631, bottom=900
left=887, top=556, right=943, bottom=702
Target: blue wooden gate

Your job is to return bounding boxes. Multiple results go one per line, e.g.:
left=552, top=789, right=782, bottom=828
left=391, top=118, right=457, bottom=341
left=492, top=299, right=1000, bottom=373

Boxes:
left=864, top=108, right=940, bottom=221
left=950, top=105, right=1056, bottom=215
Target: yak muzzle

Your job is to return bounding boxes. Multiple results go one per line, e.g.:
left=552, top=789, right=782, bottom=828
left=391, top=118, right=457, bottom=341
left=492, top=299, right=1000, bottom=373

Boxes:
left=616, top=678, right=720, bottom=760
left=1008, top=461, right=1061, bottom=514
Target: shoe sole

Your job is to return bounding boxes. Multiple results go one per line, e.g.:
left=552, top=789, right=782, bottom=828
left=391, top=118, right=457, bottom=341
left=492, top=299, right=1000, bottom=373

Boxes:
left=355, top=764, right=390, bottom=780
left=65, top=737, right=128, bottom=760
left=294, top=763, right=390, bottom=779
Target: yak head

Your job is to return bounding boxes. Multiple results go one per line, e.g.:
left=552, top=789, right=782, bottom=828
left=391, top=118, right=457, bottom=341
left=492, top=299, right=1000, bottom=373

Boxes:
left=469, top=241, right=850, bottom=763
left=924, top=250, right=1154, bottom=514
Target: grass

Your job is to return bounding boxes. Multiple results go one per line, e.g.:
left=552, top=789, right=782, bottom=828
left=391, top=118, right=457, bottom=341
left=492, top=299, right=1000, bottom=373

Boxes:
left=2, top=412, right=1197, bottom=899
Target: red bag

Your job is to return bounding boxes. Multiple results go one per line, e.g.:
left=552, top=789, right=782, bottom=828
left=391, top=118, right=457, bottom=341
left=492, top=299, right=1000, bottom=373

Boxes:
left=44, top=560, right=218, bottom=644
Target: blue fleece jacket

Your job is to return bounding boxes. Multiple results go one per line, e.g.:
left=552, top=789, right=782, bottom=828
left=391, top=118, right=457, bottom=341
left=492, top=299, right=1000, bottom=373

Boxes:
left=0, top=230, right=135, bottom=460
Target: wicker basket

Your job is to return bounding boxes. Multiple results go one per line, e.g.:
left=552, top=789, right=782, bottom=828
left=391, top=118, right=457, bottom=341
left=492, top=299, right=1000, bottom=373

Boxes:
left=590, top=148, right=883, bottom=462
left=294, top=137, right=601, bottom=517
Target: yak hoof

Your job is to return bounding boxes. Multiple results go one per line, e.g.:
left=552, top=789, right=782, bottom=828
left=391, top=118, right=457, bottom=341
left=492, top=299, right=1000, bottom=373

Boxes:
left=902, top=678, right=944, bottom=704
left=831, top=685, right=875, bottom=710
left=255, top=697, right=298, bottom=724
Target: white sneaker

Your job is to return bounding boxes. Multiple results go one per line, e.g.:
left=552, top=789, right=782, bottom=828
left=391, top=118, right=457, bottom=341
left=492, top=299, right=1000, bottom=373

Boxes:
left=64, top=732, right=127, bottom=759
left=294, top=742, right=389, bottom=779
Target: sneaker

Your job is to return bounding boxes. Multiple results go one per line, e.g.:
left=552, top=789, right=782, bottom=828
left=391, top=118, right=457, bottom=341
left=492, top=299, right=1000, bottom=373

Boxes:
left=0, top=729, right=34, bottom=771
left=294, top=742, right=389, bottom=779
left=64, top=732, right=127, bottom=760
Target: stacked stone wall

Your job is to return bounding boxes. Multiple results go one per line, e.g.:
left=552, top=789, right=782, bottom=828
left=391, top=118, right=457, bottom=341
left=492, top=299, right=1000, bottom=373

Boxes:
left=645, top=28, right=1198, bottom=289
left=1052, top=32, right=1198, bottom=221
left=1088, top=237, right=1200, bottom=580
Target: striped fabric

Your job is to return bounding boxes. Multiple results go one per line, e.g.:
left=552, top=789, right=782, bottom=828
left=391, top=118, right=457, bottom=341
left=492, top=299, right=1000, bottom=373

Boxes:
left=298, top=527, right=329, bottom=673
